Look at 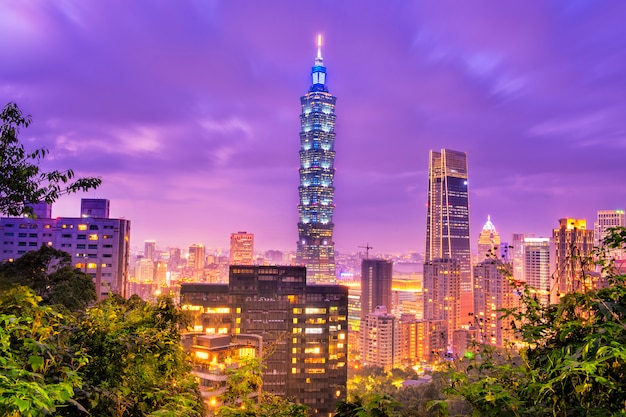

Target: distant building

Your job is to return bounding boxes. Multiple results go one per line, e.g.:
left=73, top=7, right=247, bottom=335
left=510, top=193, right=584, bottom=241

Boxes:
left=477, top=215, right=501, bottom=260
left=296, top=36, right=337, bottom=284
left=595, top=210, right=625, bottom=260
left=360, top=259, right=393, bottom=321
left=0, top=199, right=130, bottom=298
left=425, top=149, right=472, bottom=324
left=553, top=218, right=594, bottom=299
left=188, top=244, right=205, bottom=270
left=180, top=265, right=347, bottom=417
left=523, top=237, right=551, bottom=306
left=361, top=306, right=399, bottom=371
left=144, top=240, right=156, bottom=261
left=229, top=231, right=254, bottom=265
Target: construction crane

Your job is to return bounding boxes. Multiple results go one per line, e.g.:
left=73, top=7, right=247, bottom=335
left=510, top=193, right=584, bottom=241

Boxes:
left=358, top=243, right=373, bottom=259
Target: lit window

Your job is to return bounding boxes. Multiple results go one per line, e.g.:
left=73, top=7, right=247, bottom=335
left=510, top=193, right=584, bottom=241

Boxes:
left=88, top=234, right=98, bottom=241
left=78, top=224, right=88, bottom=231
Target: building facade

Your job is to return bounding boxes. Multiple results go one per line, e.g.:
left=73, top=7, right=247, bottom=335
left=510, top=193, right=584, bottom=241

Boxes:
left=296, top=36, right=337, bottom=284
left=360, top=259, right=393, bottom=321
left=473, top=259, right=517, bottom=347
left=424, top=149, right=472, bottom=324
left=361, top=306, right=399, bottom=371
left=0, top=199, right=130, bottom=298
left=553, top=218, right=594, bottom=299
left=595, top=210, right=625, bottom=261
left=523, top=237, right=551, bottom=306
left=180, top=265, right=348, bottom=417
left=229, top=231, right=254, bottom=265
left=423, top=258, right=460, bottom=349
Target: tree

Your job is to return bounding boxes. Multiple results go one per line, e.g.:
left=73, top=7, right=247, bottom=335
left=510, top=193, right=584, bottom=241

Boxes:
left=0, top=286, right=87, bottom=417
left=61, top=294, right=205, bottom=417
left=0, top=102, right=101, bottom=217
left=445, top=227, right=626, bottom=416
left=0, top=245, right=96, bottom=311
left=216, top=357, right=308, bottom=417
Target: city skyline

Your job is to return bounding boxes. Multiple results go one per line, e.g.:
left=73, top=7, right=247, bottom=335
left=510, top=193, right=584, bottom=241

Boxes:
left=1, top=2, right=625, bottom=254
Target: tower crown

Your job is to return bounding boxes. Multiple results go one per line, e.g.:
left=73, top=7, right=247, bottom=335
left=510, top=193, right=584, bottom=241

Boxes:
left=311, top=34, right=327, bottom=91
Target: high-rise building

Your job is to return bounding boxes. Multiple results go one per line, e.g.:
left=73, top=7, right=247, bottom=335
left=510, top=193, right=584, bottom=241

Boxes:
left=423, top=258, right=460, bottom=347
left=144, top=240, right=156, bottom=261
left=180, top=265, right=348, bottom=417
left=296, top=35, right=337, bottom=284
left=595, top=210, right=625, bottom=260
left=360, top=259, right=393, bottom=321
left=424, top=149, right=472, bottom=324
left=188, top=244, right=205, bottom=270
left=522, top=237, right=551, bottom=306
left=361, top=306, right=399, bottom=371
left=477, top=215, right=501, bottom=260
left=229, top=231, right=254, bottom=265
left=0, top=199, right=130, bottom=298
left=473, top=259, right=517, bottom=347
left=553, top=218, right=594, bottom=299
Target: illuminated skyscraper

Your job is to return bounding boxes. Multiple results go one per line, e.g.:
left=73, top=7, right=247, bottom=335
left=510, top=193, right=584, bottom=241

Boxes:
left=477, top=215, right=500, bottom=260
left=229, top=231, right=254, bottom=265
left=296, top=35, right=337, bottom=284
left=424, top=149, right=472, bottom=325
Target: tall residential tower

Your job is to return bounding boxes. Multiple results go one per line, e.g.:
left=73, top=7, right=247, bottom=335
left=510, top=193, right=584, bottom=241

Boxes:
left=296, top=35, right=337, bottom=283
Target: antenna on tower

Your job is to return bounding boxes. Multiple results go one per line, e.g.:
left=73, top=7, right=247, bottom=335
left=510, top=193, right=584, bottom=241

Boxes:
left=358, top=243, right=373, bottom=259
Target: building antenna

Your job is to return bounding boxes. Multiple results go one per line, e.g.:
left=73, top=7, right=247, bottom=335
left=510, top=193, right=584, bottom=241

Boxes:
left=358, top=243, right=373, bottom=259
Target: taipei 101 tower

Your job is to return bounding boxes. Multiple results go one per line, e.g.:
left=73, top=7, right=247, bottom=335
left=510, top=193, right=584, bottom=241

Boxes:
left=296, top=35, right=337, bottom=284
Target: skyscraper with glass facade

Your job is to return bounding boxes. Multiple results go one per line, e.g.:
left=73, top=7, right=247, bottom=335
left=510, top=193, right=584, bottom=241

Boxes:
left=296, top=36, right=337, bottom=284
left=424, top=149, right=472, bottom=327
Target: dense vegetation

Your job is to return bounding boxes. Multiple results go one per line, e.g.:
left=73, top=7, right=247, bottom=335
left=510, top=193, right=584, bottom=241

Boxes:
left=0, top=285, right=205, bottom=416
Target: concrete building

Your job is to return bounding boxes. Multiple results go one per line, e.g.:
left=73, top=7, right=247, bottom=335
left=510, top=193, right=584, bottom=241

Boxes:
left=523, top=237, right=551, bottom=306
left=595, top=210, right=625, bottom=261
left=229, top=231, right=254, bottom=265
left=423, top=258, right=460, bottom=350
left=0, top=199, right=130, bottom=298
left=361, top=306, right=399, bottom=371
left=473, top=259, right=517, bottom=347
left=180, top=265, right=348, bottom=417
left=553, top=218, right=594, bottom=300
left=188, top=243, right=205, bottom=270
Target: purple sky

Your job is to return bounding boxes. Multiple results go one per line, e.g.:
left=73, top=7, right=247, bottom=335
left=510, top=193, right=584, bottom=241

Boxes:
left=1, top=1, right=625, bottom=255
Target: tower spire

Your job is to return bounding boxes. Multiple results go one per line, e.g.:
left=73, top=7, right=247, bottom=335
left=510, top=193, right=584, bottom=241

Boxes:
left=316, top=34, right=323, bottom=65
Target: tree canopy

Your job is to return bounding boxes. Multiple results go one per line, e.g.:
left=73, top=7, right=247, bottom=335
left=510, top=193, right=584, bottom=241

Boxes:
left=0, top=102, right=101, bottom=217
left=0, top=245, right=96, bottom=311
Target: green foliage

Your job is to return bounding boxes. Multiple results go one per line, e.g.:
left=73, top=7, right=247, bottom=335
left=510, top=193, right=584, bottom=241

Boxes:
left=62, top=294, right=205, bottom=417
left=216, top=357, right=308, bottom=417
left=0, top=102, right=101, bottom=217
left=0, top=245, right=96, bottom=311
left=445, top=226, right=626, bottom=417
left=0, top=287, right=204, bottom=417
left=0, top=286, right=86, bottom=417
